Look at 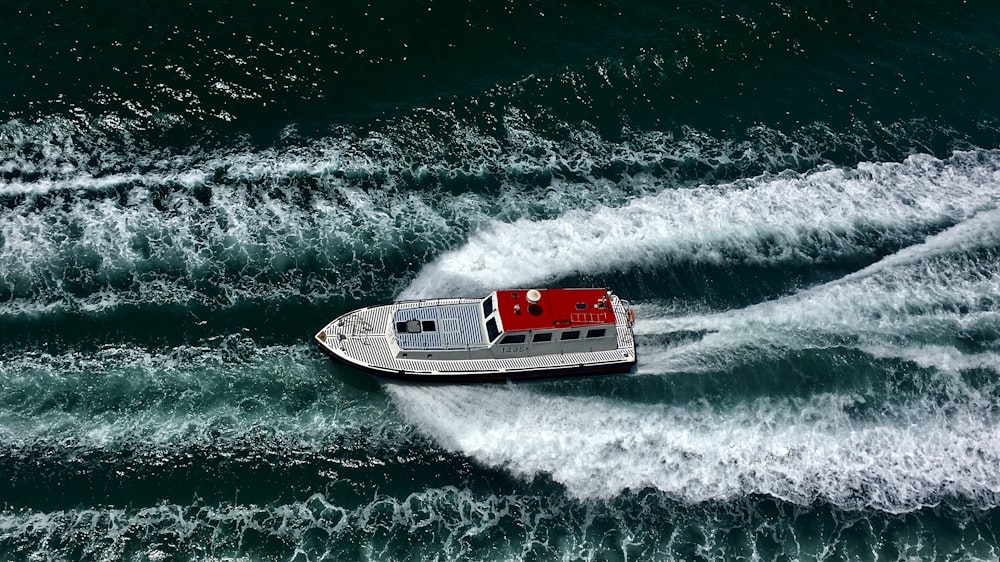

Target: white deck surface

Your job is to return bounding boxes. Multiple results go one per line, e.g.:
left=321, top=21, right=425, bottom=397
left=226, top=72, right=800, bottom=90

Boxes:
left=393, top=302, right=487, bottom=350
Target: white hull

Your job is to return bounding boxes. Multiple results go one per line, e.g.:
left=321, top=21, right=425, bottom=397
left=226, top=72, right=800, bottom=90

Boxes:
left=315, top=293, right=636, bottom=382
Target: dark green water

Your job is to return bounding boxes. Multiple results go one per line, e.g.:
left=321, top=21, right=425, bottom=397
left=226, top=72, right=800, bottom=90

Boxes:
left=3, top=1, right=1000, bottom=560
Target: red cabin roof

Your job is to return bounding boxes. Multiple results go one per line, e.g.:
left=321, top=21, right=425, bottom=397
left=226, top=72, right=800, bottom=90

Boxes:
left=495, top=288, right=616, bottom=333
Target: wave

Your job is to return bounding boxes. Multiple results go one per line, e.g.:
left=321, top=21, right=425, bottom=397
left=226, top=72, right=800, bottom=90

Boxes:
left=0, top=337, right=441, bottom=511
left=0, top=113, right=852, bottom=199
left=388, top=174, right=1000, bottom=511
left=4, top=114, right=807, bottom=317
left=0, top=488, right=549, bottom=561
left=388, top=375, right=1000, bottom=512
left=402, top=150, right=1000, bottom=298
left=3, top=486, right=996, bottom=562
left=4, top=113, right=997, bottom=319
left=634, top=206, right=1000, bottom=372
left=0, top=338, right=396, bottom=445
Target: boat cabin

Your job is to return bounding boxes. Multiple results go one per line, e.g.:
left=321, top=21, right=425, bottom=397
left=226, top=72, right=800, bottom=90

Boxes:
left=390, top=288, right=621, bottom=360
left=487, top=288, right=618, bottom=355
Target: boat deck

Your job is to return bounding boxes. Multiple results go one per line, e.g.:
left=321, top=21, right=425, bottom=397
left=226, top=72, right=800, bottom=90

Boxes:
left=393, top=302, right=487, bottom=350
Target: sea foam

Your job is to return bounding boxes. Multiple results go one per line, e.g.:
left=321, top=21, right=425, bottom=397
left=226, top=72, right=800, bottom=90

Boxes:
left=402, top=151, right=1000, bottom=298
left=389, top=155, right=1000, bottom=511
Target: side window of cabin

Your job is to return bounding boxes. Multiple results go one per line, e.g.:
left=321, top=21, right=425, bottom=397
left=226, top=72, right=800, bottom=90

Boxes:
left=486, top=318, right=500, bottom=342
left=482, top=296, right=494, bottom=317
left=561, top=331, right=580, bottom=340
left=532, top=333, right=553, bottom=342
left=586, top=328, right=606, bottom=338
left=500, top=334, right=526, bottom=344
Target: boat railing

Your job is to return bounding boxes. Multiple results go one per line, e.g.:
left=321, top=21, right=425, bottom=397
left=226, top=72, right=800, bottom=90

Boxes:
left=390, top=297, right=478, bottom=307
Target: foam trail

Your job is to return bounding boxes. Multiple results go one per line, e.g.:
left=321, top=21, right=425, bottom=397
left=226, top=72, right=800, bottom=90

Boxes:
left=0, top=339, right=405, bottom=450
left=402, top=151, right=1000, bottom=298
left=0, top=485, right=992, bottom=561
left=4, top=117, right=756, bottom=315
left=0, top=180, right=474, bottom=315
left=860, top=345, right=1000, bottom=374
left=0, top=114, right=861, bottom=198
left=0, top=487, right=555, bottom=561
left=634, top=207, right=1000, bottom=367
left=393, top=214, right=1000, bottom=504
left=389, top=192, right=1000, bottom=509
left=386, top=376, right=1000, bottom=510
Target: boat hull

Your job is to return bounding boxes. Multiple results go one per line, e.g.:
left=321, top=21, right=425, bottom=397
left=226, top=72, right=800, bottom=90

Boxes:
left=314, top=337, right=636, bottom=383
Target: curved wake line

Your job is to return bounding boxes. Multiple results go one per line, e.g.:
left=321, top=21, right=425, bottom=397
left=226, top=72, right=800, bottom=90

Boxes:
left=633, top=206, right=1000, bottom=374
left=387, top=375, right=1000, bottom=512
left=402, top=150, right=1000, bottom=298
left=387, top=162, right=1000, bottom=510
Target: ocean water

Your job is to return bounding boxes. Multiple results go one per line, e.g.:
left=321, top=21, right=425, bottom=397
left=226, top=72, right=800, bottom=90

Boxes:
left=3, top=1, right=1000, bottom=560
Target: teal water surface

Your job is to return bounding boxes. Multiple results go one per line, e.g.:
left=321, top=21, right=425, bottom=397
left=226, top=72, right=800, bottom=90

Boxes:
left=3, top=1, right=1000, bottom=560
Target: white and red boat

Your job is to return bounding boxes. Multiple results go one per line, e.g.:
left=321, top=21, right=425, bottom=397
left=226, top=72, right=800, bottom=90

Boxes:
left=315, top=288, right=636, bottom=382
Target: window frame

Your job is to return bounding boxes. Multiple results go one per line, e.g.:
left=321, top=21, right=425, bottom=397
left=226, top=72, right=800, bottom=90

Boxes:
left=486, top=317, right=501, bottom=342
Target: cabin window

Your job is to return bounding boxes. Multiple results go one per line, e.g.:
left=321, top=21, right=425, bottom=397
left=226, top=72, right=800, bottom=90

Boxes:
left=422, top=320, right=436, bottom=332
left=482, top=296, right=494, bottom=317
left=396, top=321, right=408, bottom=333
left=575, top=303, right=587, bottom=310
left=561, top=330, right=580, bottom=340
left=500, top=334, right=526, bottom=344
left=486, top=318, right=500, bottom=342
left=532, top=333, right=553, bottom=342
left=586, top=328, right=606, bottom=338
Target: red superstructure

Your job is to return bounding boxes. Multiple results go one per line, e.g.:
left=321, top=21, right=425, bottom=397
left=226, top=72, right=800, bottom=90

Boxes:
left=496, top=288, right=617, bottom=333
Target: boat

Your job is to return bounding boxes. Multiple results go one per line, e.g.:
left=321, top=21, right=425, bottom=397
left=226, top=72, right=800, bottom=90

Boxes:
left=314, top=288, right=636, bottom=382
